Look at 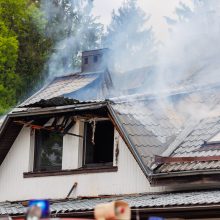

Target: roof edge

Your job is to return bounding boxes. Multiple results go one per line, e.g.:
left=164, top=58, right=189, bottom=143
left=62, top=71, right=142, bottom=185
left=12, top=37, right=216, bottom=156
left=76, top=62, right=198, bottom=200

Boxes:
left=107, top=103, right=153, bottom=179
left=150, top=168, right=220, bottom=186
left=10, top=102, right=108, bottom=117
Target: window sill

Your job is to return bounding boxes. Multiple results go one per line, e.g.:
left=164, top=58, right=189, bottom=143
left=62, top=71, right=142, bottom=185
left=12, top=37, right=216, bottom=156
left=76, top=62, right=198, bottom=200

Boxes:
left=23, top=166, right=118, bottom=178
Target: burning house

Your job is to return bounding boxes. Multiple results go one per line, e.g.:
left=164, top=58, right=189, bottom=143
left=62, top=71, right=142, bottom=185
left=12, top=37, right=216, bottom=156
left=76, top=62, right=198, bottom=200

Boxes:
left=1, top=48, right=220, bottom=219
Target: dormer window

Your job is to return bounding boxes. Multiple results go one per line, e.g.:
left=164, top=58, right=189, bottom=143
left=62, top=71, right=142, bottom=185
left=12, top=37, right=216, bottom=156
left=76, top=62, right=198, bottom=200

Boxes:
left=34, top=130, right=63, bottom=172
left=83, top=120, right=114, bottom=167
left=84, top=57, right=88, bottom=64
left=93, top=55, right=98, bottom=63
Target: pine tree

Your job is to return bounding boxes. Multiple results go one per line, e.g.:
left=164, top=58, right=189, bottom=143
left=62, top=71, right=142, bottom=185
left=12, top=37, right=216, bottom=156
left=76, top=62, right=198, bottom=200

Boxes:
left=105, top=0, right=157, bottom=72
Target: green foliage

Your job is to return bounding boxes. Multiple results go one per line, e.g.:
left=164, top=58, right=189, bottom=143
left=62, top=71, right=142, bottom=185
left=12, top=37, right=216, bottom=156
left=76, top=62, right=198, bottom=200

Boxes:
left=0, top=0, right=103, bottom=114
left=0, top=21, right=19, bottom=114
left=0, top=0, right=52, bottom=114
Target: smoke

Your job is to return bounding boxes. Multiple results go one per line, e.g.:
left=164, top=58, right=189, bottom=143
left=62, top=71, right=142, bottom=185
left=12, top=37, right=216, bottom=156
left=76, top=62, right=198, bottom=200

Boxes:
left=40, top=0, right=220, bottom=122
left=41, top=0, right=103, bottom=79
left=105, top=0, right=157, bottom=73
left=15, top=0, right=220, bottom=156
left=111, top=0, right=220, bottom=140
left=156, top=0, right=220, bottom=92
left=140, top=0, right=220, bottom=127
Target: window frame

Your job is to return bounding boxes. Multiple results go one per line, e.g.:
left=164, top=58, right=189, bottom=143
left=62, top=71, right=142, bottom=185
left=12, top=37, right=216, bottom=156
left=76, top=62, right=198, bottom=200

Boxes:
left=33, top=130, right=63, bottom=172
left=25, top=118, right=118, bottom=178
left=82, top=119, right=114, bottom=168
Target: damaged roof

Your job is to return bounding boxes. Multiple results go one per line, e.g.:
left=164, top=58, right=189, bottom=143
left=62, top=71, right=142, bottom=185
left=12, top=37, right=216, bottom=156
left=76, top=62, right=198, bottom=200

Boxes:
left=111, top=100, right=182, bottom=169
left=2, top=80, right=220, bottom=181
left=19, top=66, right=156, bottom=108
left=1, top=189, right=220, bottom=216
left=110, top=85, right=220, bottom=176
left=157, top=116, right=220, bottom=173
left=20, top=70, right=112, bottom=107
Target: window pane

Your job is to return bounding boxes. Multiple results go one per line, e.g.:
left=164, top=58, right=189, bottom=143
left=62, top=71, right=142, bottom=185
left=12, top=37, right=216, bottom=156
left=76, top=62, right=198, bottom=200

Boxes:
left=84, top=120, right=114, bottom=166
left=93, top=55, right=98, bottom=63
left=34, top=130, right=63, bottom=171
left=84, top=57, right=88, bottom=64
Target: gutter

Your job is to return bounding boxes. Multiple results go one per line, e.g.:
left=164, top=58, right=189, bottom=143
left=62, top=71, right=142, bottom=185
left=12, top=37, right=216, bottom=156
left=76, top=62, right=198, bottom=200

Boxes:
left=153, top=168, right=220, bottom=179
left=52, top=204, right=220, bottom=218
left=132, top=204, right=220, bottom=214
left=149, top=169, right=220, bottom=186
left=8, top=204, right=220, bottom=219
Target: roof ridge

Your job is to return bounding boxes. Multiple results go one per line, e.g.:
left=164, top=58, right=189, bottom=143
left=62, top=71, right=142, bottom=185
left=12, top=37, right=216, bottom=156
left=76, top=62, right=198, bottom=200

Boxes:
left=110, top=82, right=220, bottom=104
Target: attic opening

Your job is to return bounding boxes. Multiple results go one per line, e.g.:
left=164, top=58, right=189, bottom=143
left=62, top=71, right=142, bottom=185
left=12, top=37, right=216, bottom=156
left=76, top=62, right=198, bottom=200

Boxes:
left=83, top=120, right=114, bottom=167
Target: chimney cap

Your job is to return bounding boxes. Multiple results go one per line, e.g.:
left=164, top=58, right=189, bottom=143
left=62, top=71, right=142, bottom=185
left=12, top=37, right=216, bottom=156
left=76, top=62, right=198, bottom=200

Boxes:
left=82, top=48, right=109, bottom=57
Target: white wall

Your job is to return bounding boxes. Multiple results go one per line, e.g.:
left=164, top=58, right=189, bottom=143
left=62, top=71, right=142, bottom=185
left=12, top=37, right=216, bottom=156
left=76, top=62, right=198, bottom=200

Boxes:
left=0, top=123, right=164, bottom=202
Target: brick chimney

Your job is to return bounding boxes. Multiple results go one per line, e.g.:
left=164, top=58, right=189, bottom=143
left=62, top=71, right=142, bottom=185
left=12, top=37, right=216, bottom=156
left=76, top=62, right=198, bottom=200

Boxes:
left=81, top=48, right=109, bottom=73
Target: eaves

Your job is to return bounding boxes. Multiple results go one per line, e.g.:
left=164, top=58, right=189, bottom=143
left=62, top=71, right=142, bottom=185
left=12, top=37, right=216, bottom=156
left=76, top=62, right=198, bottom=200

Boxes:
left=107, top=103, right=153, bottom=180
left=150, top=168, right=220, bottom=186
left=9, top=102, right=108, bottom=118
left=0, top=101, right=109, bottom=166
left=4, top=101, right=220, bottom=186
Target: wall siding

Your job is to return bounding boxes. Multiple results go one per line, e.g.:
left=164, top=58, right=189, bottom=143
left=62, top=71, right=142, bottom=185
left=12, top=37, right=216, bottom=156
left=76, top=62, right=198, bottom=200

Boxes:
left=0, top=125, right=163, bottom=202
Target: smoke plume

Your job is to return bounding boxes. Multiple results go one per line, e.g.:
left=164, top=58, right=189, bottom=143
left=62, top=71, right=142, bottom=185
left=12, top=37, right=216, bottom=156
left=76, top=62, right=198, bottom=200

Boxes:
left=156, top=0, right=220, bottom=92
left=112, top=0, right=220, bottom=136
left=41, top=0, right=103, bottom=79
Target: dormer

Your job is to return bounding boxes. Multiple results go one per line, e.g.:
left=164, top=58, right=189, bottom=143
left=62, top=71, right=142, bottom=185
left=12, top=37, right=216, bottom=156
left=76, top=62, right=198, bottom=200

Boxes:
left=81, top=48, right=109, bottom=73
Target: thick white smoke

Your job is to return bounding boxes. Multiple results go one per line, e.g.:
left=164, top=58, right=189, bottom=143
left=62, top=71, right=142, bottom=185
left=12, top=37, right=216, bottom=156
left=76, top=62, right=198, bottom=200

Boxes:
left=105, top=0, right=157, bottom=73
left=156, top=0, right=220, bottom=92
left=114, top=0, right=220, bottom=135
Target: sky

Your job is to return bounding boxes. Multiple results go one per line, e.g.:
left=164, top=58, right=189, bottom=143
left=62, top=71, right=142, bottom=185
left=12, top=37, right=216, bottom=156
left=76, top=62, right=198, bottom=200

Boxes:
left=92, top=0, right=192, bottom=41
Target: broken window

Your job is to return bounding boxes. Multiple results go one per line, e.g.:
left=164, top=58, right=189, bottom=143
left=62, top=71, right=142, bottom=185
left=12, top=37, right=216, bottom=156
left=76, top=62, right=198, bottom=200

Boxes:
left=34, top=130, right=63, bottom=171
left=83, top=120, right=114, bottom=167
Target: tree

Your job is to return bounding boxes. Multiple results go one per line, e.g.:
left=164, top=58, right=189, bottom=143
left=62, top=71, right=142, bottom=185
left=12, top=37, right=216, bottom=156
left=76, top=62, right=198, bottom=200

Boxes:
left=0, top=0, right=52, bottom=102
left=41, top=0, right=103, bottom=77
left=0, top=21, right=19, bottom=114
left=164, top=2, right=193, bottom=26
left=105, top=0, right=157, bottom=72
